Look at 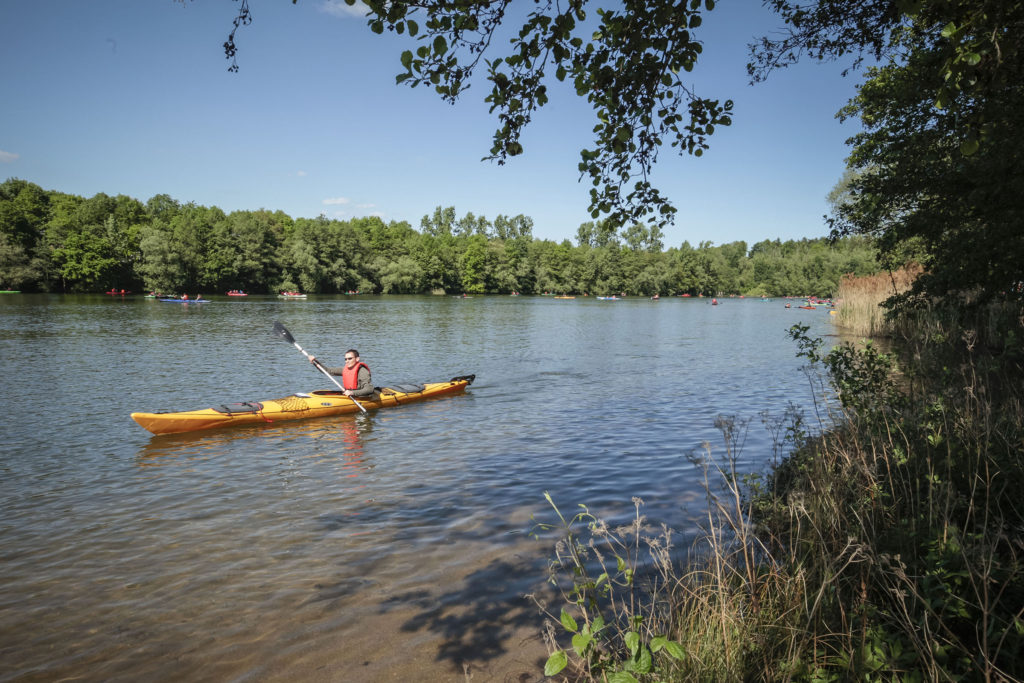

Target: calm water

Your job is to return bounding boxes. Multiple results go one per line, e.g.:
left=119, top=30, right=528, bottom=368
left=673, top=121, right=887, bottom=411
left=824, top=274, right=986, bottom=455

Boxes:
left=0, top=294, right=835, bottom=681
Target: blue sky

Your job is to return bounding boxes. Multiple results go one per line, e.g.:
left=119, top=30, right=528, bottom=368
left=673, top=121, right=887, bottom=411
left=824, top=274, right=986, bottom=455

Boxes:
left=1, top=1, right=865, bottom=247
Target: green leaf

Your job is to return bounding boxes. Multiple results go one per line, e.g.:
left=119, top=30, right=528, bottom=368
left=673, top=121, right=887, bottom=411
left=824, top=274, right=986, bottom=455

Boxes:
left=941, top=22, right=957, bottom=38
left=964, top=52, right=981, bottom=66
left=406, top=19, right=418, bottom=36
left=560, top=609, right=578, bottom=633
left=625, top=631, right=640, bottom=654
left=571, top=631, right=592, bottom=655
left=635, top=646, right=652, bottom=673
left=607, top=672, right=639, bottom=683
left=401, top=50, right=413, bottom=69
left=544, top=650, right=568, bottom=677
left=960, top=138, right=979, bottom=156
left=433, top=35, right=448, bottom=56
left=663, top=641, right=686, bottom=660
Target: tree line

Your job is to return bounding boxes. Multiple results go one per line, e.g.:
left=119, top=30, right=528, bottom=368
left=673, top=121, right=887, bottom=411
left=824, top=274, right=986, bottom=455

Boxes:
left=0, top=178, right=881, bottom=296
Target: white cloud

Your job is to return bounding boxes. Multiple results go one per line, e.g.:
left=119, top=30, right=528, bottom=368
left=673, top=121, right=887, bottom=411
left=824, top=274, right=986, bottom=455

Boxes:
left=322, top=197, right=351, bottom=205
left=296, top=170, right=307, bottom=177
left=0, top=150, right=19, bottom=163
left=319, top=1, right=369, bottom=19
left=355, top=203, right=376, bottom=210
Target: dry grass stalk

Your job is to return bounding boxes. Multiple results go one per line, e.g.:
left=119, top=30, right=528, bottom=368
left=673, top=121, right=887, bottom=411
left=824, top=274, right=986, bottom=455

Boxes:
left=834, top=264, right=923, bottom=337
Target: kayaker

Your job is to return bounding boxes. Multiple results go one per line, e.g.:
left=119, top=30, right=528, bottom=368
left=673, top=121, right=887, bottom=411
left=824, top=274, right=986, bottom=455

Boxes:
left=309, top=349, right=374, bottom=398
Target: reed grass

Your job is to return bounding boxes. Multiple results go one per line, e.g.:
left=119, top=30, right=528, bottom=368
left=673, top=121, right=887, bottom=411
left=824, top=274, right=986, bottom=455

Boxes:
left=833, top=264, right=923, bottom=337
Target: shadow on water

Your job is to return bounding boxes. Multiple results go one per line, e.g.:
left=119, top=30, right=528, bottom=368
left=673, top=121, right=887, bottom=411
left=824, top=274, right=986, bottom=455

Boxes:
left=386, top=555, right=551, bottom=673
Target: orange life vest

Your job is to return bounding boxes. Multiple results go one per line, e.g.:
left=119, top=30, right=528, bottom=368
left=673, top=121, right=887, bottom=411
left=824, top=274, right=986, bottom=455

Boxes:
left=341, top=362, right=369, bottom=391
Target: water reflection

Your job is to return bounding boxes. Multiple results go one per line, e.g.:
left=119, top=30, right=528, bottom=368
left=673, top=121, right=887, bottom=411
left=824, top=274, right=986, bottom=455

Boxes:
left=136, top=414, right=374, bottom=469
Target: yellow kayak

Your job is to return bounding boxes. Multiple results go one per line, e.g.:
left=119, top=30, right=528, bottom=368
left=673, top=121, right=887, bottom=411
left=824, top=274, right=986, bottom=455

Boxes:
left=131, top=375, right=475, bottom=435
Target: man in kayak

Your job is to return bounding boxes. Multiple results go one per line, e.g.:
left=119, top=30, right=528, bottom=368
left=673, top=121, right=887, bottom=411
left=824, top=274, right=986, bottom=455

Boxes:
left=309, top=349, right=374, bottom=398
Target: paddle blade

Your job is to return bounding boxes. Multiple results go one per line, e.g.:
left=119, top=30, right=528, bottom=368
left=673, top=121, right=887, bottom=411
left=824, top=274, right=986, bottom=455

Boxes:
left=272, top=321, right=296, bottom=345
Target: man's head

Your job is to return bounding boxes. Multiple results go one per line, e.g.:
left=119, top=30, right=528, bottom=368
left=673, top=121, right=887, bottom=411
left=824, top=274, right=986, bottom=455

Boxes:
left=344, top=349, right=360, bottom=368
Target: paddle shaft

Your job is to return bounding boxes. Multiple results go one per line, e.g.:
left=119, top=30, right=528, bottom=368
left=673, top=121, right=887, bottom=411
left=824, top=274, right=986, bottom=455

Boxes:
left=279, top=331, right=368, bottom=414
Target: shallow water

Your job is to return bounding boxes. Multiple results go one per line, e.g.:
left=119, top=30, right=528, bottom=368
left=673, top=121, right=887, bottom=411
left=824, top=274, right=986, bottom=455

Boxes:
left=0, top=294, right=836, bottom=681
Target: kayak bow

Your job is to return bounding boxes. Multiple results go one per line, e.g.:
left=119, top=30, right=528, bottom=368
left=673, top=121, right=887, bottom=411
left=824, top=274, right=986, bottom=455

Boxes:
left=131, top=375, right=475, bottom=435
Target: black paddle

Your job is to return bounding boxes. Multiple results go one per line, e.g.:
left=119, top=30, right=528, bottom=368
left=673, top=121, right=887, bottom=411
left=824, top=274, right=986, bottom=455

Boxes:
left=272, top=321, right=368, bottom=414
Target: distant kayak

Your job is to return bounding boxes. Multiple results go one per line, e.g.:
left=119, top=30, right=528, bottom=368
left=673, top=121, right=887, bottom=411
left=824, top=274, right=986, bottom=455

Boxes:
left=159, top=298, right=210, bottom=303
left=597, top=296, right=620, bottom=300
left=278, top=292, right=307, bottom=299
left=226, top=290, right=248, bottom=296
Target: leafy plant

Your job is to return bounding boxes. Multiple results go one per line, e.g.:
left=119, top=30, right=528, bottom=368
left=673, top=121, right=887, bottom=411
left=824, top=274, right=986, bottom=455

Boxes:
left=531, top=493, right=686, bottom=681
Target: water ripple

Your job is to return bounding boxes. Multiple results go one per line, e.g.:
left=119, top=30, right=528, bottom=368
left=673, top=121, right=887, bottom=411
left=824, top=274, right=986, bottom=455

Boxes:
left=0, top=294, right=836, bottom=680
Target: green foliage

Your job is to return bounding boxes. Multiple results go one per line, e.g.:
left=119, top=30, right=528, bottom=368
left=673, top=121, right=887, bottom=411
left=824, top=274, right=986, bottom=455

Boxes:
left=753, top=1, right=1024, bottom=306
left=1, top=180, right=883, bottom=295
left=531, top=494, right=686, bottom=682
left=212, top=0, right=1022, bottom=309
left=225, top=0, right=732, bottom=231
left=789, top=322, right=904, bottom=422
left=757, top=311, right=1024, bottom=680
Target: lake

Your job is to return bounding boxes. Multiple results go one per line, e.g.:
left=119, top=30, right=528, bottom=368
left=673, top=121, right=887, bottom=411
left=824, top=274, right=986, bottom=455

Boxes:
left=0, top=293, right=837, bottom=681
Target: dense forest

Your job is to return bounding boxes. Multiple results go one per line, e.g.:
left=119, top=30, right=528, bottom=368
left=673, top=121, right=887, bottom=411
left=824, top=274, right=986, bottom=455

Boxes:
left=0, top=178, right=880, bottom=297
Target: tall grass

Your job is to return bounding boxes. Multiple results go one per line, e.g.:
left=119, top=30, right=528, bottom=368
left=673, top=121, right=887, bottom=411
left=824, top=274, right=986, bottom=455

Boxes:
left=537, top=301, right=1024, bottom=681
left=833, top=264, right=923, bottom=337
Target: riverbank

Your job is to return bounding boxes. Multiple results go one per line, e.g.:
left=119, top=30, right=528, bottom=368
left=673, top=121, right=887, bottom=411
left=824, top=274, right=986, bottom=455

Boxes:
left=537, top=285, right=1024, bottom=680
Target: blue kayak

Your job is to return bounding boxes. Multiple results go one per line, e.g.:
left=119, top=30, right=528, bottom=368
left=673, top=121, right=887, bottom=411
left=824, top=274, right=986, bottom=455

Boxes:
left=159, top=298, right=210, bottom=303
